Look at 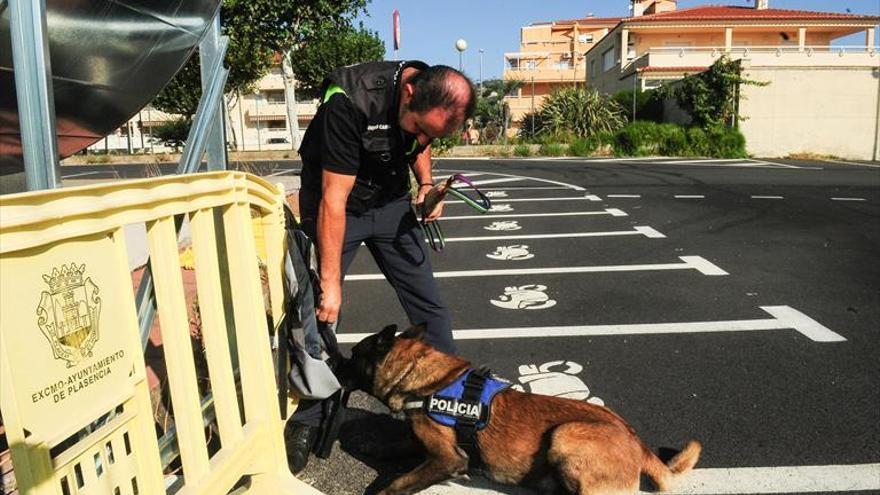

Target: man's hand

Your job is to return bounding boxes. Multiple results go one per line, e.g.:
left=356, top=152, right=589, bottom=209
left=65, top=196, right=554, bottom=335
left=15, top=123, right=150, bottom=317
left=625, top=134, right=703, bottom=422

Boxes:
left=316, top=277, right=342, bottom=323
left=417, top=183, right=445, bottom=222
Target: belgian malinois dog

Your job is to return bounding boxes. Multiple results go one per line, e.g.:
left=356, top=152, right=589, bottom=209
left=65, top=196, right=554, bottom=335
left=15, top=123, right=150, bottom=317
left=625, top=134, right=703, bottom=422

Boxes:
left=339, top=324, right=701, bottom=495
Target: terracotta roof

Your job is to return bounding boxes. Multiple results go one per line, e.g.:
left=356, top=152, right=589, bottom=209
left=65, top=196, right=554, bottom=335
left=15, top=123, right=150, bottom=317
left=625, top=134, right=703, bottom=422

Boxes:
left=551, top=16, right=623, bottom=26
left=638, top=66, right=708, bottom=73
left=626, top=5, right=880, bottom=23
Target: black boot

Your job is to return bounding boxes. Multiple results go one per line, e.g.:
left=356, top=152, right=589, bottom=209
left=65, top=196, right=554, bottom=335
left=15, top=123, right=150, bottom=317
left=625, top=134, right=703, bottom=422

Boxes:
left=284, top=422, right=319, bottom=474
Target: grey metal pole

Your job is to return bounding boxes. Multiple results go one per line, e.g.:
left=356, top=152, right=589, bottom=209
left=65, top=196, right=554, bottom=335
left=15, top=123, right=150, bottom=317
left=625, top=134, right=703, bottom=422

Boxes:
left=9, top=0, right=62, bottom=190
left=531, top=76, right=536, bottom=138
left=199, top=13, right=229, bottom=171
left=479, top=49, right=484, bottom=92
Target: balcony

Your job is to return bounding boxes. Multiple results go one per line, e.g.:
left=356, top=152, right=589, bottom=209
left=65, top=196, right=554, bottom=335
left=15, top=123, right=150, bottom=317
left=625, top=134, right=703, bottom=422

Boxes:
left=246, top=102, right=318, bottom=121
left=632, top=45, right=879, bottom=71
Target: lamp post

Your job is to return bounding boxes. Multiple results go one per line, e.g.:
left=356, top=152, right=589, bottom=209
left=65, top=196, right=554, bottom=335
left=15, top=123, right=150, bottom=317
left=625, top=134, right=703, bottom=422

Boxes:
left=455, top=38, right=467, bottom=72
left=479, top=48, right=484, bottom=92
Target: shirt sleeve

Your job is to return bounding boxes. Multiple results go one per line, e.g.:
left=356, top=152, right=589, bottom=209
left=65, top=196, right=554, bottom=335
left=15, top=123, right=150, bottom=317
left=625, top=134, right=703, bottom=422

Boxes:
left=315, top=93, right=363, bottom=175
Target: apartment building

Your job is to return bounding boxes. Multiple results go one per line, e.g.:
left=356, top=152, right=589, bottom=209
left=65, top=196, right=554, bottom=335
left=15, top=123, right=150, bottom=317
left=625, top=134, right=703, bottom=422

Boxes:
left=503, top=15, right=620, bottom=123
left=90, top=63, right=319, bottom=154
left=584, top=0, right=878, bottom=94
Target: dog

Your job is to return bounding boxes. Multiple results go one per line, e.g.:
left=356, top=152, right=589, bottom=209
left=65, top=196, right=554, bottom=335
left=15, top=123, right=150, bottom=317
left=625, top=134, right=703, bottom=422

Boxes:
left=338, top=324, right=701, bottom=495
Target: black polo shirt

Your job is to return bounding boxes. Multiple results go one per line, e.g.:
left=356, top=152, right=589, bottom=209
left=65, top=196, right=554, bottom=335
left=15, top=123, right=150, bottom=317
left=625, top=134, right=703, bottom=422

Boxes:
left=298, top=90, right=420, bottom=211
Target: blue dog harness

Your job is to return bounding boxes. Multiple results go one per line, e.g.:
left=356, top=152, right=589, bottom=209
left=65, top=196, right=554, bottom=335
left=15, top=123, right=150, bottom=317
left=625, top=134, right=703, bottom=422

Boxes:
left=404, top=368, right=510, bottom=467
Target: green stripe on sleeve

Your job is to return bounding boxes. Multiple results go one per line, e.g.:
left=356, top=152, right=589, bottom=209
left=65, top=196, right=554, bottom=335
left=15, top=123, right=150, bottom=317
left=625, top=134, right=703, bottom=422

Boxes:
left=323, top=84, right=347, bottom=103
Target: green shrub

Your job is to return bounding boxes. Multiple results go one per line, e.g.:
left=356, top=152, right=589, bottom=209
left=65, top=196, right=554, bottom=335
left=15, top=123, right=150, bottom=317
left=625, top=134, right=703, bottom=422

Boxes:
left=685, top=127, right=709, bottom=156
left=432, top=134, right=463, bottom=155
left=495, top=146, right=513, bottom=158
left=706, top=126, right=747, bottom=158
left=656, top=123, right=688, bottom=156
left=513, top=144, right=532, bottom=157
left=612, top=121, right=662, bottom=156
left=568, top=137, right=597, bottom=157
left=538, top=143, right=565, bottom=157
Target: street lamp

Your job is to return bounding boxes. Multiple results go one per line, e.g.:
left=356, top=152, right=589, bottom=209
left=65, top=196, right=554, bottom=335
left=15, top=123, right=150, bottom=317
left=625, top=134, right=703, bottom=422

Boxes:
left=479, top=48, right=484, bottom=92
left=455, top=38, right=467, bottom=72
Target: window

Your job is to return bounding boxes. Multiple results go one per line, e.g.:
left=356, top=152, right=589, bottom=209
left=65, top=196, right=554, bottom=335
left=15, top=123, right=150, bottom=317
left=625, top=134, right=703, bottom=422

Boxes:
left=553, top=60, right=572, bottom=70
left=602, top=47, right=615, bottom=72
left=578, top=34, right=594, bottom=43
left=263, top=90, right=285, bottom=104
left=524, top=60, right=537, bottom=70
left=266, top=119, right=286, bottom=131
left=590, top=60, right=597, bottom=78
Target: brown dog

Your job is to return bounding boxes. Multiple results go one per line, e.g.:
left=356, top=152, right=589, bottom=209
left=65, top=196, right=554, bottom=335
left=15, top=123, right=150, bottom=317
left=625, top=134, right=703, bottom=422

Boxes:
left=340, top=324, right=701, bottom=495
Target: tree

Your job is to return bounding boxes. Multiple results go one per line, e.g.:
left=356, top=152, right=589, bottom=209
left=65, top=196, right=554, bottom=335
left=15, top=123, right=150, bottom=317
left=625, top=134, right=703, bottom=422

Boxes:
left=286, top=22, right=385, bottom=100
left=151, top=0, right=370, bottom=118
left=519, top=87, right=626, bottom=141
left=473, top=79, right=522, bottom=143
left=666, top=56, right=767, bottom=129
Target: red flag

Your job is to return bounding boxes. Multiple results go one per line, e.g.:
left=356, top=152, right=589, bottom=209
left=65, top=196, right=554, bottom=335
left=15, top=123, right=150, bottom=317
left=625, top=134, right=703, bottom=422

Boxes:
left=393, top=10, right=401, bottom=51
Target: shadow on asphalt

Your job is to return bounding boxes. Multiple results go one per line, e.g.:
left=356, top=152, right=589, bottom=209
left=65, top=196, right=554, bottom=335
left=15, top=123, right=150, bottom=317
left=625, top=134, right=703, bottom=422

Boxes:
left=338, top=405, right=424, bottom=494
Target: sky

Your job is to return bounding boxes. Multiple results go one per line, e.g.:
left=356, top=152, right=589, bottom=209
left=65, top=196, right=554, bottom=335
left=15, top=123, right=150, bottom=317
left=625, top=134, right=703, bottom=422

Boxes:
left=355, top=0, right=880, bottom=81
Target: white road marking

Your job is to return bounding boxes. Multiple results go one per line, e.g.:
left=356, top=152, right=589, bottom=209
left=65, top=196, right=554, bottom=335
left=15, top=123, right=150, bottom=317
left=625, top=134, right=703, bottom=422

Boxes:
left=584, top=194, right=602, bottom=201
left=345, top=256, right=725, bottom=281
left=465, top=177, right=528, bottom=186
left=675, top=195, right=705, bottom=199
left=442, top=209, right=628, bottom=221
left=62, top=170, right=105, bottom=178
left=607, top=194, right=641, bottom=198
left=822, top=158, right=880, bottom=169
left=751, top=195, right=784, bottom=199
left=831, top=197, right=867, bottom=202
left=337, top=306, right=843, bottom=344
left=446, top=196, right=592, bottom=204
left=418, top=463, right=877, bottom=494
left=439, top=226, right=663, bottom=243
left=435, top=169, right=586, bottom=191
left=265, top=168, right=296, bottom=177
left=476, top=186, right=571, bottom=191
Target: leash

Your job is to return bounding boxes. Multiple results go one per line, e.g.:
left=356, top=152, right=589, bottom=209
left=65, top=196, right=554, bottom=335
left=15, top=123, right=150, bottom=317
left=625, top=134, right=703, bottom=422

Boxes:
left=419, top=174, right=492, bottom=252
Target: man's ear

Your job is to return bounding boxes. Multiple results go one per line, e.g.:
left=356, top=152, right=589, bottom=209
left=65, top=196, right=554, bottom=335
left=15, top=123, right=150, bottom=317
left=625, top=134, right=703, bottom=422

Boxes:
left=400, top=324, right=427, bottom=341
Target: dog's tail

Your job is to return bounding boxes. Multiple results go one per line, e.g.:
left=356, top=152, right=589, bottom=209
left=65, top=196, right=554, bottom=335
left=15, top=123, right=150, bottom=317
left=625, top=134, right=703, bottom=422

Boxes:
left=641, top=440, right=701, bottom=492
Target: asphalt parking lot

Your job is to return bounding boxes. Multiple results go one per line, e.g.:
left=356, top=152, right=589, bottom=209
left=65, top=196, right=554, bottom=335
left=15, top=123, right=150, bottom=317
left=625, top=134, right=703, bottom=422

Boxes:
left=52, top=156, right=880, bottom=494
left=302, top=157, right=880, bottom=494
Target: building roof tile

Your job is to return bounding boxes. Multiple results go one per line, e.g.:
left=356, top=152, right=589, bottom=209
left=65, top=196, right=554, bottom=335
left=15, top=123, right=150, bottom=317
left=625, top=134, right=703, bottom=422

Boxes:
left=625, top=5, right=880, bottom=23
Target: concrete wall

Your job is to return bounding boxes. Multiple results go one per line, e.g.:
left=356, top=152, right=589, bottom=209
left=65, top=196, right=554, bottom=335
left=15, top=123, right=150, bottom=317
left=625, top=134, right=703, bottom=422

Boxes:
left=738, top=66, right=880, bottom=160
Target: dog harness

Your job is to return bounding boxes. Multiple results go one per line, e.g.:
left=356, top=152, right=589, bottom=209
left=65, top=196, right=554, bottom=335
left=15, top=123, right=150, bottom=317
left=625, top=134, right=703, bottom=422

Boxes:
left=404, top=368, right=510, bottom=467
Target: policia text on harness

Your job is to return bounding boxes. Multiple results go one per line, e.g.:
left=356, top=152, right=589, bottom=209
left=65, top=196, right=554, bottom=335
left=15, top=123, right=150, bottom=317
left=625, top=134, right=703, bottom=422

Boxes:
left=404, top=368, right=511, bottom=467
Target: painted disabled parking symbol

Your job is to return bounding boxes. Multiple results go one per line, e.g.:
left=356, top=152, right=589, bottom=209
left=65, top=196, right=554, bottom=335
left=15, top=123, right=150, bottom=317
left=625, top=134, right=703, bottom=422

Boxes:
left=484, top=220, right=521, bottom=231
left=490, top=284, right=556, bottom=310
left=485, top=191, right=508, bottom=198
left=487, top=245, right=534, bottom=261
left=512, top=360, right=604, bottom=406
left=489, top=203, right=514, bottom=212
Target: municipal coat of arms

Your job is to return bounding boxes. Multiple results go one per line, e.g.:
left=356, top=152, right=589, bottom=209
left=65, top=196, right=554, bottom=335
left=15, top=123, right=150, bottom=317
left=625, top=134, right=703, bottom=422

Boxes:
left=37, top=264, right=102, bottom=367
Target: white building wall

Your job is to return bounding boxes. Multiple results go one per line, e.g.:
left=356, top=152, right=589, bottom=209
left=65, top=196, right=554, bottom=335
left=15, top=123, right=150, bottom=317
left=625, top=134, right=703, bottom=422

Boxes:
left=738, top=66, right=880, bottom=160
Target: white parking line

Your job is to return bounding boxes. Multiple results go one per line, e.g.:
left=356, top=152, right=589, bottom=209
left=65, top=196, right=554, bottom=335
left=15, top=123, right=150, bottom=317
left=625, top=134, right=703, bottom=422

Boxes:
left=607, top=194, right=641, bottom=198
left=61, top=171, right=105, bottom=178
left=474, top=186, right=571, bottom=191
left=751, top=195, right=784, bottom=199
left=337, top=305, right=843, bottom=344
left=436, top=226, right=664, bottom=243
left=417, top=462, right=875, bottom=495
left=435, top=169, right=586, bottom=191
left=265, top=168, right=296, bottom=177
left=446, top=197, right=593, bottom=204
left=831, top=197, right=867, bottom=202
left=466, top=177, right=529, bottom=186
left=675, top=195, right=705, bottom=199
left=345, top=256, right=726, bottom=281
left=442, top=209, right=628, bottom=221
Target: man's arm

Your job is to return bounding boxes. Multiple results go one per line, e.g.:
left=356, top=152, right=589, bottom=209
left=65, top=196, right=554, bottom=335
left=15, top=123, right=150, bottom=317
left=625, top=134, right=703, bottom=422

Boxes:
left=315, top=170, right=356, bottom=324
left=411, top=144, right=444, bottom=222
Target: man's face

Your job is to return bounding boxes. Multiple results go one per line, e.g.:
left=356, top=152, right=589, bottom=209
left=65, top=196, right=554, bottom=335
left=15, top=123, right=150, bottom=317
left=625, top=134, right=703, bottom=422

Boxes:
left=399, top=106, right=454, bottom=147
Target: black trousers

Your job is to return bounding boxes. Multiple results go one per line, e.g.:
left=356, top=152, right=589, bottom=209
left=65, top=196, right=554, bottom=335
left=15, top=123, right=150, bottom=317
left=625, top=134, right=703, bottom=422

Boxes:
left=292, top=193, right=455, bottom=426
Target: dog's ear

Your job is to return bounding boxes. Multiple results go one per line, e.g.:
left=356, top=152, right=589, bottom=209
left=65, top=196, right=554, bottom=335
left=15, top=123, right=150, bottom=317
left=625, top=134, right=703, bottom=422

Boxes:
left=400, top=324, right=427, bottom=341
left=376, top=324, right=398, bottom=346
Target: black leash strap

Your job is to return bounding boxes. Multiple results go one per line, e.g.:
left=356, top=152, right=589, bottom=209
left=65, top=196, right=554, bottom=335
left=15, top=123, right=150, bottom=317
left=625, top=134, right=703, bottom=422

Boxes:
left=454, top=368, right=489, bottom=467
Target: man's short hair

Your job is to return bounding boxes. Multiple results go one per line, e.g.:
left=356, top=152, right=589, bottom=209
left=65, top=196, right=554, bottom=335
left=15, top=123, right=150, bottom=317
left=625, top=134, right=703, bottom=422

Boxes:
left=408, top=65, right=476, bottom=125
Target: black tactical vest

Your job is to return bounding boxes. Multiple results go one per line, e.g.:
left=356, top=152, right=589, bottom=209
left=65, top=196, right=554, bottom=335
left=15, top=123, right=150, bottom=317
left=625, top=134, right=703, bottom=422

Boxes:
left=320, top=60, right=430, bottom=204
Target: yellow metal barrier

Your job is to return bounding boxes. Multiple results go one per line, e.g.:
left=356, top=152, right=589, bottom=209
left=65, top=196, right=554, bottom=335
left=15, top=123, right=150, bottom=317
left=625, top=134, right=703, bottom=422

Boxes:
left=0, top=172, right=320, bottom=494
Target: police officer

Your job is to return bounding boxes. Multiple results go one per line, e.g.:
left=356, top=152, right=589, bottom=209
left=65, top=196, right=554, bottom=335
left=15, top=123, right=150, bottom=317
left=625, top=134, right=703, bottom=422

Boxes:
left=286, top=60, right=476, bottom=473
